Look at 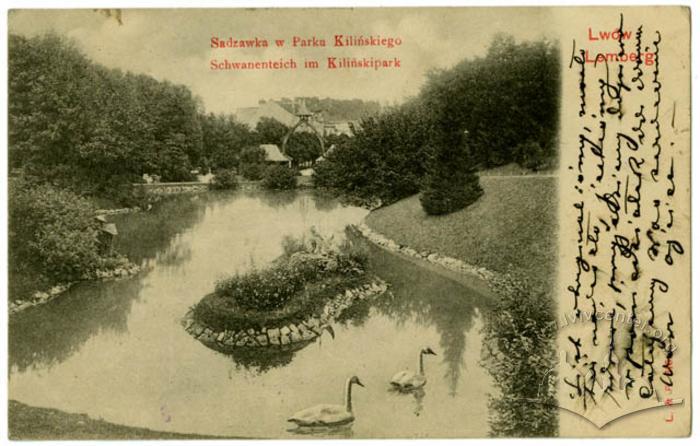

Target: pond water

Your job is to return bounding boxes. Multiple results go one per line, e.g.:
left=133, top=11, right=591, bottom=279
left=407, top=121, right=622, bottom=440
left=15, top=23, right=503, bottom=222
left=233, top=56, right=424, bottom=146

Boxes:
left=9, top=190, right=493, bottom=438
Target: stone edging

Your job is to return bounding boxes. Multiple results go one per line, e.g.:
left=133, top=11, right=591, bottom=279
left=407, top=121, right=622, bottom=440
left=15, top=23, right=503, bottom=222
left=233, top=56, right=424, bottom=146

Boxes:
left=182, top=278, right=389, bottom=349
left=353, top=223, right=497, bottom=284
left=8, top=264, right=141, bottom=316
left=95, top=207, right=141, bottom=215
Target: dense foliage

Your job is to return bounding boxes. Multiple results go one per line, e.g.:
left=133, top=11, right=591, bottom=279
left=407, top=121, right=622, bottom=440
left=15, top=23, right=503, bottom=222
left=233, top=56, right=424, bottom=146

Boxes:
left=421, top=34, right=559, bottom=171
left=314, top=34, right=559, bottom=213
left=262, top=165, right=297, bottom=190
left=9, top=33, right=203, bottom=199
left=238, top=163, right=267, bottom=181
left=8, top=177, right=125, bottom=285
left=210, top=169, right=238, bottom=190
left=481, top=274, right=558, bottom=437
left=199, top=113, right=256, bottom=170
left=7, top=33, right=334, bottom=204
left=210, top=231, right=368, bottom=313
left=313, top=101, right=434, bottom=204
left=420, top=169, right=483, bottom=215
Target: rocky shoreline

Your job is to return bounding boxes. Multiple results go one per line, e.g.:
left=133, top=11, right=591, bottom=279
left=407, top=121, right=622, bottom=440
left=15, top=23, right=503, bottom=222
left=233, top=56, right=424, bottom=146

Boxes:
left=182, top=278, right=389, bottom=350
left=353, top=223, right=497, bottom=284
left=95, top=207, right=141, bottom=215
left=8, top=263, right=141, bottom=316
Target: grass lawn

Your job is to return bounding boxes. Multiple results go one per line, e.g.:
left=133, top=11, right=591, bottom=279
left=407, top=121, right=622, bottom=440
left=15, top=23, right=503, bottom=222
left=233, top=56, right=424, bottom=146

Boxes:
left=8, top=400, right=229, bottom=440
left=365, top=175, right=557, bottom=294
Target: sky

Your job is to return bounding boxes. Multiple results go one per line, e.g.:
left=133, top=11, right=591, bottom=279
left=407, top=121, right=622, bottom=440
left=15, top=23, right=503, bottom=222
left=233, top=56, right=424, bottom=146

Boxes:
left=9, top=8, right=555, bottom=114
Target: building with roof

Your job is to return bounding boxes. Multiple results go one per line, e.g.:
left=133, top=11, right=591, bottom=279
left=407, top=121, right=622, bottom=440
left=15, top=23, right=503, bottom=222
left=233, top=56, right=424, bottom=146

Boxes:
left=260, top=144, right=293, bottom=168
left=236, top=100, right=298, bottom=129
left=235, top=100, right=328, bottom=135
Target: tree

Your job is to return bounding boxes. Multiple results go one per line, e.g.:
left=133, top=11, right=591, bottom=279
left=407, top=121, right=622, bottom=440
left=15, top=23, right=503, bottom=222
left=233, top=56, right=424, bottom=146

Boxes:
left=420, top=34, right=559, bottom=170
left=313, top=100, right=434, bottom=204
left=200, top=113, right=256, bottom=170
left=262, top=165, right=297, bottom=190
left=254, top=117, right=288, bottom=145
left=286, top=131, right=322, bottom=165
left=8, top=32, right=208, bottom=202
left=239, top=145, right=266, bottom=164
left=420, top=134, right=483, bottom=215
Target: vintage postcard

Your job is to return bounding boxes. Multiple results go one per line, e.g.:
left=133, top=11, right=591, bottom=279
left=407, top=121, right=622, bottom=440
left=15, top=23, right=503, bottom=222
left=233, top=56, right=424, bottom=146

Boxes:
left=4, top=5, right=692, bottom=440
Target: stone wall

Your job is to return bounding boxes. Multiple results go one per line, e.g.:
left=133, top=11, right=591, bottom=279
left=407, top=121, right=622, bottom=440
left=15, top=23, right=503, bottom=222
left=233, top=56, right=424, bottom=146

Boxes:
left=182, top=279, right=388, bottom=350
left=133, top=177, right=312, bottom=196
left=8, top=263, right=141, bottom=315
left=354, top=223, right=497, bottom=284
left=133, top=182, right=209, bottom=195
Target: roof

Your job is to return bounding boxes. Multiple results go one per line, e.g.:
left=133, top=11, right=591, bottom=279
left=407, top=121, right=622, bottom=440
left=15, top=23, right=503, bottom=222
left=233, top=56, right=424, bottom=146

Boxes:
left=295, top=100, right=313, bottom=116
left=235, top=100, right=325, bottom=134
left=260, top=144, right=292, bottom=162
left=101, top=223, right=118, bottom=236
left=235, top=101, right=298, bottom=129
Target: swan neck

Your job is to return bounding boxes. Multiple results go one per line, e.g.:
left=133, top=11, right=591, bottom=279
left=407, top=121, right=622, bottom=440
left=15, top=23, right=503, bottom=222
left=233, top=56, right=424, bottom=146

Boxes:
left=345, top=378, right=353, bottom=413
left=418, top=351, right=425, bottom=375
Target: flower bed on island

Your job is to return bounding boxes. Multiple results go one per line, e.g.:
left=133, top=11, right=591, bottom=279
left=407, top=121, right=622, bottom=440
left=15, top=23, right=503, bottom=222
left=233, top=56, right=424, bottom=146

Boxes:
left=183, top=230, right=389, bottom=351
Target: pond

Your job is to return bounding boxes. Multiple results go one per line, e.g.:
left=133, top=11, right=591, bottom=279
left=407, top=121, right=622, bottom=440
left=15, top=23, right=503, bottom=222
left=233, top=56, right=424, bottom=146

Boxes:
left=9, top=190, right=493, bottom=438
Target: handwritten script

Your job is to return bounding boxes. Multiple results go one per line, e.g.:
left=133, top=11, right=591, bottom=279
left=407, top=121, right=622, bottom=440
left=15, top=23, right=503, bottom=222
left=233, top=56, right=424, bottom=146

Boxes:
left=561, top=12, right=685, bottom=428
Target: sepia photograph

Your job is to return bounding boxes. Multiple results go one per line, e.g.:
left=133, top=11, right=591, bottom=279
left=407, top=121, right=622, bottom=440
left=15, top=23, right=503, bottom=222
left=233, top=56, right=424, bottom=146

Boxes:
left=3, top=4, right=692, bottom=441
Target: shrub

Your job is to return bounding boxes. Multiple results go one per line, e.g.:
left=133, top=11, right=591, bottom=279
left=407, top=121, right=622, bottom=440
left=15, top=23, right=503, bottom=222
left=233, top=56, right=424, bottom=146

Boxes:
left=239, top=162, right=267, bottom=181
left=262, top=165, right=297, bottom=190
left=481, top=274, right=558, bottom=436
left=312, top=103, right=433, bottom=205
left=213, top=231, right=367, bottom=313
left=210, top=168, right=238, bottom=190
left=215, top=259, right=323, bottom=312
left=420, top=169, right=483, bottom=215
left=9, top=177, right=104, bottom=283
left=514, top=140, right=557, bottom=172
left=238, top=146, right=267, bottom=164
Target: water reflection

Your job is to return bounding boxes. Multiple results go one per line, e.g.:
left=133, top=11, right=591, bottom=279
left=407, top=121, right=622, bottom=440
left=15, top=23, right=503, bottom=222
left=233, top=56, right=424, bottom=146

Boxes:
left=388, top=386, right=426, bottom=417
left=362, top=239, right=487, bottom=397
left=310, top=191, right=341, bottom=212
left=112, top=194, right=207, bottom=263
left=9, top=190, right=493, bottom=438
left=218, top=339, right=324, bottom=374
left=254, top=189, right=300, bottom=208
left=10, top=195, right=209, bottom=372
left=9, top=278, right=144, bottom=372
left=288, top=423, right=354, bottom=438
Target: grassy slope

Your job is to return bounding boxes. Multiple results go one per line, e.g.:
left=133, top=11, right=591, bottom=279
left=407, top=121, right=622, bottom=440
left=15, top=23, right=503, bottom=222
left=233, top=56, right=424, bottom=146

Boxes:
left=365, top=175, right=557, bottom=294
left=8, top=400, right=230, bottom=440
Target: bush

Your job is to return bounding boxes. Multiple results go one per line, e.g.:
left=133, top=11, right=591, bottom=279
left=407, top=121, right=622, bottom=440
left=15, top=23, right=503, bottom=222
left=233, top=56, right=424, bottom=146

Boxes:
left=213, top=231, right=367, bottom=313
left=210, top=168, right=238, bottom=190
left=420, top=169, right=483, bottom=215
left=312, top=103, right=433, bottom=205
left=481, top=274, right=558, bottom=436
left=514, top=140, right=557, bottom=172
left=9, top=177, right=103, bottom=283
left=262, top=165, right=297, bottom=190
left=239, top=162, right=267, bottom=181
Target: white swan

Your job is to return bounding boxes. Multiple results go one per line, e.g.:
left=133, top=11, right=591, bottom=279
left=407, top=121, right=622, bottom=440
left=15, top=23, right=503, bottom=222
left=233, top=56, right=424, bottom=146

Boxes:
left=288, top=376, right=365, bottom=427
left=390, top=347, right=437, bottom=391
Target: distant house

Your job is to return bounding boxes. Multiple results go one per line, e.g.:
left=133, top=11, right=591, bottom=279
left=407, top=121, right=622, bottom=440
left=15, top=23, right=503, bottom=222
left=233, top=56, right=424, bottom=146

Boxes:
left=260, top=144, right=292, bottom=168
left=323, top=121, right=355, bottom=137
left=235, top=100, right=325, bottom=134
left=236, top=100, right=298, bottom=129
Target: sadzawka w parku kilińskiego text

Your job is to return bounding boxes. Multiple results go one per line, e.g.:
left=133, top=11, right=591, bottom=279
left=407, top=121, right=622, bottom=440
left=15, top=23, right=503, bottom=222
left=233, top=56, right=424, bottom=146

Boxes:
left=209, top=34, right=403, bottom=71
